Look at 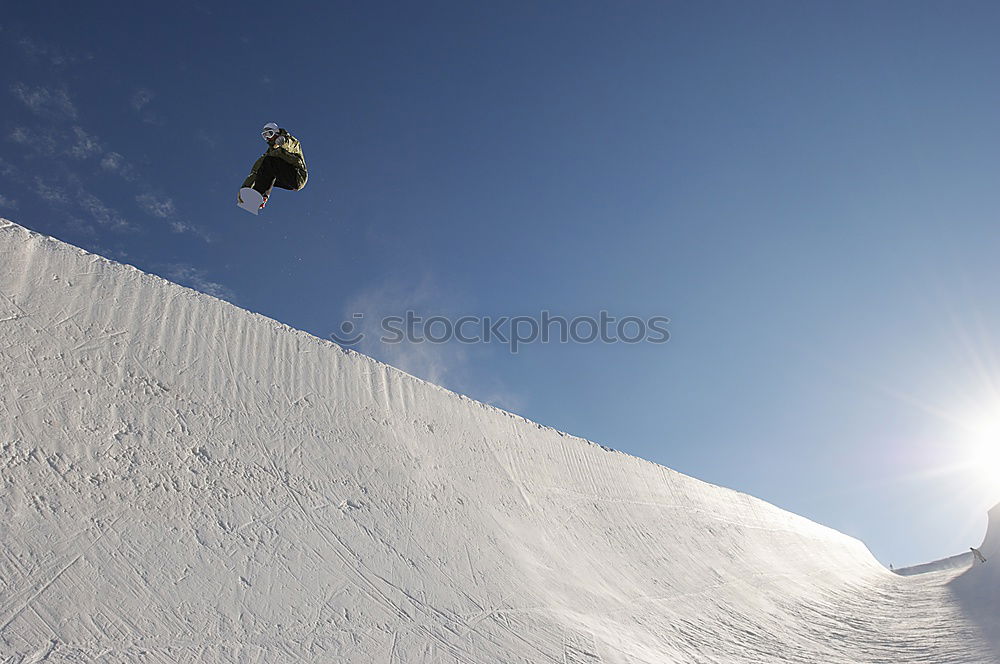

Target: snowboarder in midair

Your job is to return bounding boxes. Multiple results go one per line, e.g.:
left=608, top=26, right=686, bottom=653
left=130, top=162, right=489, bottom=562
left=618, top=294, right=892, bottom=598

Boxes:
left=239, top=122, right=307, bottom=211
left=971, top=547, right=987, bottom=564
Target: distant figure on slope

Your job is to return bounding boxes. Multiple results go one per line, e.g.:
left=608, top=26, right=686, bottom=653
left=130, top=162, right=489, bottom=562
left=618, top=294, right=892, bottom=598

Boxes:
left=971, top=547, right=987, bottom=564
left=237, top=122, right=307, bottom=215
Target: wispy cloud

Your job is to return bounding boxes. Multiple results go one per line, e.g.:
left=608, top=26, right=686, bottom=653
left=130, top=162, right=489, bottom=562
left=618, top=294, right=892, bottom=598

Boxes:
left=131, top=88, right=153, bottom=111
left=8, top=119, right=139, bottom=183
left=136, top=193, right=176, bottom=218
left=164, top=219, right=213, bottom=242
left=4, top=34, right=208, bottom=242
left=99, top=151, right=137, bottom=181
left=130, top=88, right=163, bottom=125
left=14, top=34, right=83, bottom=68
left=27, top=175, right=131, bottom=233
left=11, top=83, right=77, bottom=120
left=69, top=126, right=101, bottom=159
left=0, top=194, right=17, bottom=209
left=100, top=152, right=124, bottom=171
left=163, top=264, right=235, bottom=301
left=7, top=111, right=200, bottom=237
left=136, top=191, right=210, bottom=239
left=64, top=215, right=97, bottom=237
left=10, top=126, right=58, bottom=155
left=33, top=177, right=70, bottom=205
left=10, top=124, right=102, bottom=161
left=77, top=190, right=131, bottom=231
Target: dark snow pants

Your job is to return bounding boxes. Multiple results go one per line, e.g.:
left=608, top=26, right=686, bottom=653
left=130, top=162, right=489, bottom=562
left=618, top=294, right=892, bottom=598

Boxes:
left=251, top=156, right=308, bottom=198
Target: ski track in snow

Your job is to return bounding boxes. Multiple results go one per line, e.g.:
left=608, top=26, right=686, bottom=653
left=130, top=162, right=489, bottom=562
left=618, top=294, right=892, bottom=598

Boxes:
left=0, top=217, right=997, bottom=663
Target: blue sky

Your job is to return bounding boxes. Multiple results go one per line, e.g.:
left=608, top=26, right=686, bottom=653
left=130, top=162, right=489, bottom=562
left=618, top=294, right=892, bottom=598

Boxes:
left=3, top=1, right=1000, bottom=567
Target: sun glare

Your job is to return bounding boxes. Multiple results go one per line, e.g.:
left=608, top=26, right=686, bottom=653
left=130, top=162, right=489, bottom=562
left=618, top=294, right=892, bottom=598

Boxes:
left=958, top=409, right=1000, bottom=491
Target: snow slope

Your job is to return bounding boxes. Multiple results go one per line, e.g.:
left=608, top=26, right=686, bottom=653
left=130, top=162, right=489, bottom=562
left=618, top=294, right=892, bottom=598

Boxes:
left=0, top=218, right=995, bottom=663
left=950, top=504, right=1000, bottom=649
left=894, top=551, right=972, bottom=576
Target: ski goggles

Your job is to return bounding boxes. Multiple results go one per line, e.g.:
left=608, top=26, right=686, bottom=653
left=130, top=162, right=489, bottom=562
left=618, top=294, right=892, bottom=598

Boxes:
left=262, top=127, right=279, bottom=140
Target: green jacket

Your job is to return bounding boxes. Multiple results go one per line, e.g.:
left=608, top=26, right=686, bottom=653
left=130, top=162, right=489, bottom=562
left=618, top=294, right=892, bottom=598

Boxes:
left=243, top=129, right=308, bottom=189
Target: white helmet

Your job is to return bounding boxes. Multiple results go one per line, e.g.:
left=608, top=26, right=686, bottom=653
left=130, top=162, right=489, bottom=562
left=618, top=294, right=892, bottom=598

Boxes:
left=261, top=122, right=280, bottom=140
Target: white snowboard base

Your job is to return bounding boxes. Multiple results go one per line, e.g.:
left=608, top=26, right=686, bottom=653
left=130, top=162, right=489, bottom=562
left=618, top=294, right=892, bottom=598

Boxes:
left=237, top=187, right=264, bottom=215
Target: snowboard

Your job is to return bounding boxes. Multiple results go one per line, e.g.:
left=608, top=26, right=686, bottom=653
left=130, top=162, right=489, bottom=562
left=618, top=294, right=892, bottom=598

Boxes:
left=237, top=187, right=264, bottom=215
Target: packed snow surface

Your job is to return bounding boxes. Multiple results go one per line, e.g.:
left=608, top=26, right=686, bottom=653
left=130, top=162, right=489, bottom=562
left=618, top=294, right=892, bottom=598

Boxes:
left=0, top=218, right=996, bottom=663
